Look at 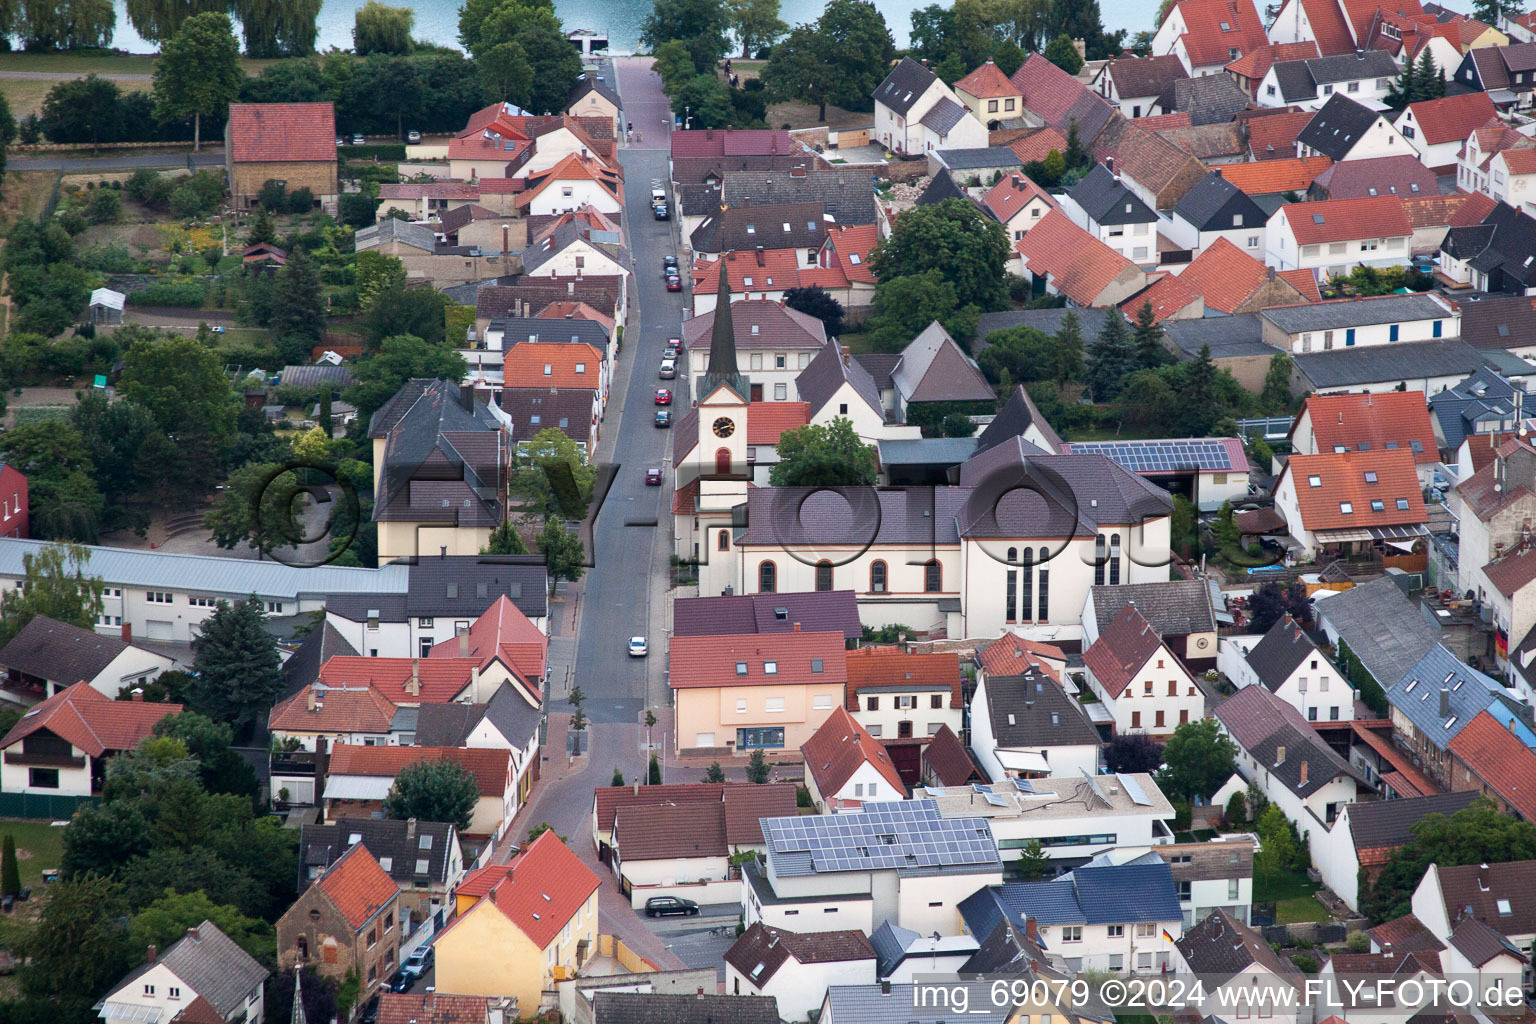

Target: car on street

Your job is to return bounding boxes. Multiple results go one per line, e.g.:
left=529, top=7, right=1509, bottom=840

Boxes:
left=351, top=133, right=366, bottom=145
left=655, top=409, right=672, bottom=428
left=406, top=130, right=421, bottom=144
left=664, top=338, right=681, bottom=359
left=666, top=275, right=682, bottom=292
left=655, top=388, right=672, bottom=405
left=386, top=970, right=412, bottom=993
left=400, top=945, right=433, bottom=981
left=645, top=896, right=699, bottom=917
left=646, top=466, right=663, bottom=486
left=659, top=359, right=676, bottom=379
left=629, top=636, right=648, bottom=656
left=663, top=256, right=678, bottom=276
left=336, top=136, right=346, bottom=147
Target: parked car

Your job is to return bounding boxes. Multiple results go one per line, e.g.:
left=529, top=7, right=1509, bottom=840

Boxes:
left=666, top=275, right=682, bottom=292
left=386, top=970, right=412, bottom=993
left=406, top=130, right=421, bottom=144
left=655, top=388, right=672, bottom=405
left=646, top=466, right=663, bottom=486
left=664, top=338, right=681, bottom=359
left=655, top=409, right=672, bottom=428
left=659, top=359, right=676, bottom=379
left=359, top=997, right=380, bottom=1024
left=336, top=136, right=346, bottom=147
left=400, top=945, right=433, bottom=981
left=351, top=133, right=366, bottom=145
left=645, top=896, right=699, bottom=917
left=663, top=256, right=678, bottom=276
left=629, top=636, right=648, bottom=656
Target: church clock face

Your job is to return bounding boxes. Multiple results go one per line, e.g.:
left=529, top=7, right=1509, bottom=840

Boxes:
left=712, top=417, right=736, bottom=438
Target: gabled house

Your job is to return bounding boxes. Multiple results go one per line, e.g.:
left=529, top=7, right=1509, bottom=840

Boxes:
left=1309, top=153, right=1438, bottom=200
left=1397, top=91, right=1499, bottom=170
left=888, top=321, right=994, bottom=422
left=1015, top=209, right=1149, bottom=306
left=1433, top=367, right=1534, bottom=460
left=1092, top=55, right=1188, bottom=118
left=1255, top=51, right=1398, bottom=110
left=954, top=59, right=1025, bottom=128
left=1260, top=293, right=1456, bottom=354
left=1152, top=0, right=1270, bottom=74
left=323, top=744, right=516, bottom=846
left=300, top=817, right=464, bottom=925
left=1315, top=574, right=1444, bottom=688
left=1310, top=791, right=1479, bottom=912
left=1288, top=390, right=1442, bottom=485
left=434, top=831, right=600, bottom=1014
left=1227, top=40, right=1322, bottom=96
left=1452, top=435, right=1536, bottom=594
left=1265, top=0, right=1357, bottom=56
left=1219, top=154, right=1331, bottom=194
left=1454, top=41, right=1536, bottom=108
left=1172, top=909, right=1303, bottom=1024
left=1296, top=94, right=1412, bottom=162
left=970, top=667, right=1103, bottom=781
left=845, top=646, right=964, bottom=748
left=520, top=221, right=627, bottom=283
left=1235, top=614, right=1354, bottom=723
left=1168, top=170, right=1271, bottom=255
left=1081, top=604, right=1203, bottom=739
left=567, top=74, right=622, bottom=134
left=1411, top=860, right=1536, bottom=971
left=979, top=172, right=1057, bottom=244
left=1457, top=116, right=1536, bottom=197
left=1059, top=163, right=1162, bottom=264
left=1487, top=146, right=1536, bottom=216
left=590, top=781, right=799, bottom=856
left=873, top=57, right=990, bottom=156
left=1264, top=194, right=1412, bottom=277
left=99, top=921, right=269, bottom=1024
left=225, top=102, right=339, bottom=213
left=277, top=843, right=401, bottom=1003
left=1446, top=709, right=1536, bottom=822
left=1082, top=580, right=1220, bottom=671
left=0, top=614, right=174, bottom=702
left=1127, top=239, right=1306, bottom=320
left=920, top=725, right=987, bottom=787
left=514, top=152, right=622, bottom=216
left=1441, top=201, right=1536, bottom=295
left=801, top=706, right=906, bottom=811
left=681, top=299, right=827, bottom=404
left=723, top=925, right=877, bottom=1020
left=1273, top=449, right=1428, bottom=560
left=1092, top=115, right=1211, bottom=210
left=0, top=683, right=178, bottom=799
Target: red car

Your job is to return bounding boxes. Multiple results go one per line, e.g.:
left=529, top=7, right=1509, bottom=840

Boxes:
left=655, top=389, right=672, bottom=405
left=666, top=276, right=682, bottom=292
left=646, top=467, right=663, bottom=486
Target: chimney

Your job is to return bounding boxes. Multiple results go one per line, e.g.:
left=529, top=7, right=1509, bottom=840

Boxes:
left=1106, top=156, right=1114, bottom=174
left=697, top=988, right=705, bottom=998
left=790, top=165, right=806, bottom=178
left=147, top=944, right=156, bottom=964
left=307, top=688, right=318, bottom=713
left=881, top=980, right=892, bottom=996
left=756, top=248, right=765, bottom=267
left=842, top=345, right=851, bottom=367
left=1300, top=761, right=1309, bottom=785
left=1440, top=687, right=1451, bottom=716
left=121, top=622, right=131, bottom=644
left=186, top=926, right=200, bottom=942
left=503, top=223, right=510, bottom=256
left=793, top=622, right=801, bottom=632
left=458, top=624, right=471, bottom=659
left=407, top=659, right=422, bottom=697
left=130, top=687, right=144, bottom=701
left=408, top=817, right=418, bottom=841
left=1025, top=916, right=1039, bottom=942
left=1275, top=745, right=1286, bottom=765
left=633, top=781, right=640, bottom=795
left=707, top=128, right=714, bottom=140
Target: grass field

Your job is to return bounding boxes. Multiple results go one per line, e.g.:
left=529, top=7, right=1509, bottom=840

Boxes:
left=0, top=170, right=61, bottom=223
left=0, top=819, right=66, bottom=888
left=1258, top=868, right=1332, bottom=924
left=0, top=52, right=278, bottom=115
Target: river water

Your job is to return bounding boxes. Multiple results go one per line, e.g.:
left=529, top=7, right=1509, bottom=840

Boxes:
left=104, top=0, right=1155, bottom=54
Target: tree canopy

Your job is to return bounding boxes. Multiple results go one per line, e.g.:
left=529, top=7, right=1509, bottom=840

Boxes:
left=345, top=334, right=468, bottom=423
left=870, top=198, right=1009, bottom=314
left=1157, top=719, right=1237, bottom=802
left=1365, top=800, right=1536, bottom=922
left=152, top=12, right=243, bottom=151
left=353, top=1, right=414, bottom=54
left=770, top=418, right=879, bottom=486
left=189, top=597, right=285, bottom=741
left=641, top=0, right=732, bottom=76
left=385, top=759, right=479, bottom=832
left=0, top=541, right=105, bottom=649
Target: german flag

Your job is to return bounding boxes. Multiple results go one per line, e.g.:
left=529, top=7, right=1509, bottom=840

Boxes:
left=1161, top=929, right=1176, bottom=943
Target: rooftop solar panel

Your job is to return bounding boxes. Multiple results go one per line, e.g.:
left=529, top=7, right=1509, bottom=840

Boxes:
left=1070, top=439, right=1236, bottom=474
left=1119, top=774, right=1152, bottom=806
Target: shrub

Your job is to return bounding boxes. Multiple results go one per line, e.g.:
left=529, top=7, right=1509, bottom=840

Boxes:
left=1290, top=954, right=1318, bottom=974
left=259, top=179, right=288, bottom=211
left=125, top=281, right=207, bottom=307
left=1346, top=930, right=1370, bottom=953
left=286, top=187, right=314, bottom=214
left=87, top=187, right=122, bottom=224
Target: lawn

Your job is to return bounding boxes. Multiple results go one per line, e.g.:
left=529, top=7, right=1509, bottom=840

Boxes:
left=0, top=819, right=66, bottom=888
left=1258, top=868, right=1332, bottom=924
left=0, top=51, right=278, bottom=76
left=0, top=171, right=61, bottom=223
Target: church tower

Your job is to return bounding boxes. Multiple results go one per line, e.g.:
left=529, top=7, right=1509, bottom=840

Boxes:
left=695, top=258, right=751, bottom=518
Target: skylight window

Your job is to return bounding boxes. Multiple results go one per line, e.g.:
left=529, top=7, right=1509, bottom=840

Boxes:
left=764, top=661, right=778, bottom=674
left=1364, top=471, right=1378, bottom=483
left=1313, top=213, right=1326, bottom=224
left=1410, top=440, right=1423, bottom=452
left=1371, top=500, right=1384, bottom=511
left=1308, top=475, right=1323, bottom=487
left=736, top=662, right=748, bottom=675
left=850, top=254, right=861, bottom=265
left=1340, top=502, right=1354, bottom=514
left=1385, top=441, right=1399, bottom=449
left=1396, top=498, right=1410, bottom=510
left=1498, top=898, right=1512, bottom=915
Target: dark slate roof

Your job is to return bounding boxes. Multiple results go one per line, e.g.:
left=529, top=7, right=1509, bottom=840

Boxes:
left=1261, top=294, right=1451, bottom=333
left=1293, top=340, right=1533, bottom=390
left=1458, top=293, right=1536, bottom=351
left=301, top=817, right=458, bottom=887
left=1346, top=791, right=1480, bottom=851
left=592, top=993, right=781, bottom=1024
left=1245, top=615, right=1322, bottom=690
left=690, top=201, right=829, bottom=253
left=853, top=352, right=902, bottom=392
left=481, top=679, right=542, bottom=746
left=724, top=924, right=874, bottom=987
left=1107, top=54, right=1190, bottom=100
left=975, top=308, right=1112, bottom=350
left=403, top=555, right=548, bottom=620
left=367, top=377, right=496, bottom=438
left=939, top=146, right=1024, bottom=170
left=1316, top=575, right=1442, bottom=685
left=1176, top=909, right=1301, bottom=985
left=110, top=922, right=269, bottom=1019
left=1163, top=314, right=1275, bottom=359
left=795, top=340, right=886, bottom=420
left=1427, top=365, right=1529, bottom=451
left=1173, top=74, right=1251, bottom=126
left=489, top=316, right=609, bottom=348
left=281, top=620, right=361, bottom=697
left=1443, top=201, right=1536, bottom=291
left=723, top=169, right=879, bottom=225
left=1247, top=722, right=1355, bottom=795
left=325, top=592, right=409, bottom=624
left=1273, top=60, right=1321, bottom=103
left=967, top=862, right=1181, bottom=928
left=876, top=57, right=940, bottom=117
left=983, top=669, right=1102, bottom=748
left=737, top=487, right=967, bottom=546
left=1175, top=171, right=1268, bottom=232
left=1296, top=94, right=1382, bottom=160
left=918, top=168, right=970, bottom=206
left=280, top=364, right=357, bottom=390
left=500, top=387, right=595, bottom=445
left=955, top=442, right=1174, bottom=535
left=823, top=984, right=1009, bottom=1024
left=1384, top=643, right=1511, bottom=749
left=921, top=97, right=970, bottom=136
left=673, top=590, right=863, bottom=640
left=1090, top=581, right=1216, bottom=636
left=1069, top=163, right=1159, bottom=225
left=975, top=385, right=1065, bottom=455
left=960, top=917, right=1052, bottom=977
left=0, top=614, right=130, bottom=685
left=569, top=74, right=622, bottom=110
left=1448, top=915, right=1527, bottom=966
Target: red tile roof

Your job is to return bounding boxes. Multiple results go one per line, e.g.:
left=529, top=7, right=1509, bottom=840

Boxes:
left=1170, top=0, right=1269, bottom=67
left=1134, top=112, right=1195, bottom=131
left=1016, top=209, right=1140, bottom=307
left=1278, top=269, right=1323, bottom=302
left=1281, top=195, right=1411, bottom=245
left=1402, top=191, right=1497, bottom=230
left=1500, top=147, right=1536, bottom=175
left=821, top=224, right=880, bottom=285
left=515, top=152, right=623, bottom=209
left=536, top=300, right=615, bottom=336
left=1313, top=154, right=1439, bottom=200
left=1297, top=391, right=1439, bottom=464
left=668, top=631, right=848, bottom=689
left=1297, top=0, right=1358, bottom=54
left=801, top=706, right=906, bottom=803
left=955, top=60, right=1019, bottom=98
left=377, top=993, right=491, bottom=1024
left=1245, top=113, right=1318, bottom=161
left=746, top=401, right=810, bottom=444
left=691, top=249, right=804, bottom=293
left=268, top=686, right=397, bottom=735
left=326, top=743, right=511, bottom=797
left=671, top=129, right=796, bottom=160
left=1342, top=0, right=1423, bottom=47
left=977, top=636, right=1067, bottom=679
left=1011, top=55, right=1092, bottom=125
left=470, top=831, right=600, bottom=948
left=226, top=102, right=337, bottom=163
left=1406, top=91, right=1498, bottom=146
left=1225, top=40, right=1321, bottom=81
left=979, top=172, right=1055, bottom=224
left=476, top=177, right=527, bottom=194
left=1219, top=154, right=1331, bottom=193
left=1083, top=604, right=1168, bottom=698
left=1447, top=710, right=1536, bottom=822
left=921, top=723, right=986, bottom=785
left=1282, top=449, right=1428, bottom=532
left=843, top=647, right=963, bottom=711
left=1149, top=237, right=1271, bottom=316
left=502, top=342, right=605, bottom=389
left=1481, top=546, right=1536, bottom=597
left=427, top=595, right=546, bottom=697
left=318, top=657, right=478, bottom=704
left=0, top=682, right=180, bottom=758
left=1008, top=127, right=1070, bottom=164
left=592, top=782, right=798, bottom=842
left=1122, top=271, right=1200, bottom=323
left=316, top=842, right=397, bottom=931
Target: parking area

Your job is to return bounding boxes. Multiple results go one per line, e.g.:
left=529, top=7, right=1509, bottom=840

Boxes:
left=641, top=902, right=740, bottom=976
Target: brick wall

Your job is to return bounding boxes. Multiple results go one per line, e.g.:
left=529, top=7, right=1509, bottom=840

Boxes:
left=230, top=160, right=340, bottom=208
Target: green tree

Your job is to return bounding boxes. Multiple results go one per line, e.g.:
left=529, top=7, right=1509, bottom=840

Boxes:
left=648, top=753, right=662, bottom=784
left=0, top=835, right=18, bottom=897
left=1085, top=312, right=1136, bottom=401
left=270, top=248, right=327, bottom=360
left=1016, top=839, right=1053, bottom=880
left=1254, top=805, right=1297, bottom=884
left=936, top=53, right=968, bottom=84
left=1261, top=352, right=1293, bottom=413
left=125, top=0, right=228, bottom=43
left=1179, top=345, right=1220, bottom=435
left=1386, top=54, right=1418, bottom=109
left=1132, top=301, right=1169, bottom=369
left=704, top=762, right=726, bottom=783
left=39, top=75, right=126, bottom=150
left=770, top=418, right=879, bottom=486
left=1116, top=368, right=1178, bottom=429
left=0, top=541, right=105, bottom=648
left=512, top=427, right=594, bottom=521
left=18, top=0, right=115, bottom=51
left=235, top=0, right=322, bottom=56
left=1225, top=790, right=1248, bottom=826
left=745, top=747, right=771, bottom=784
left=128, top=888, right=273, bottom=962
left=383, top=758, right=479, bottom=832
left=865, top=270, right=965, bottom=352
left=1044, top=33, right=1082, bottom=74
left=1170, top=493, right=1198, bottom=559
left=759, top=25, right=829, bottom=119
left=18, top=874, right=132, bottom=1003
left=0, top=91, right=16, bottom=194
left=479, top=40, right=534, bottom=104
left=611, top=768, right=625, bottom=786
left=118, top=333, right=238, bottom=455
left=365, top=286, right=452, bottom=346
left=536, top=519, right=586, bottom=595
left=993, top=39, right=1026, bottom=77
left=641, top=0, right=731, bottom=76
left=870, top=197, right=1009, bottom=313
left=1213, top=499, right=1240, bottom=552
left=1053, top=310, right=1086, bottom=382
left=482, top=520, right=529, bottom=555
left=203, top=462, right=305, bottom=558
left=470, top=2, right=582, bottom=114
left=345, top=334, right=468, bottom=423
left=153, top=711, right=259, bottom=798
left=355, top=251, right=408, bottom=312
left=1336, top=637, right=1387, bottom=716
left=353, top=1, right=414, bottom=54
left=652, top=39, right=699, bottom=94
left=189, top=597, right=284, bottom=741
left=726, top=0, right=785, bottom=56
left=1365, top=801, right=1536, bottom=921
left=1415, top=48, right=1445, bottom=100
left=816, top=0, right=896, bottom=110
left=672, top=75, right=735, bottom=129
left=1104, top=733, right=1164, bottom=774
left=1157, top=719, right=1237, bottom=802
left=784, top=285, right=845, bottom=336
left=0, top=422, right=105, bottom=542
left=153, top=13, right=243, bottom=151
left=1472, top=0, right=1521, bottom=33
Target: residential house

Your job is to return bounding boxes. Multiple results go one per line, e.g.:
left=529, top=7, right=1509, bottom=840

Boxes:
left=979, top=173, right=1057, bottom=245
left=873, top=57, right=990, bottom=155
left=515, top=153, right=623, bottom=216
left=1059, top=436, right=1250, bottom=509
left=323, top=744, right=516, bottom=846
left=1119, top=837, right=1254, bottom=926
left=1442, top=202, right=1536, bottom=295
left=721, top=169, right=880, bottom=233
left=668, top=630, right=848, bottom=755
left=744, top=801, right=1003, bottom=936
left=681, top=300, right=827, bottom=404
left=1170, top=66, right=1255, bottom=124
left=1288, top=390, right=1442, bottom=487
left=567, top=75, right=622, bottom=135
left=482, top=312, right=612, bottom=369
left=845, top=646, right=964, bottom=749
left=1310, top=154, right=1438, bottom=200
left=1215, top=682, right=1361, bottom=850
left=919, top=725, right=987, bottom=787
left=1129, top=240, right=1310, bottom=322
left=959, top=858, right=1183, bottom=972
left=500, top=388, right=599, bottom=455
left=1264, top=195, right=1413, bottom=277
left=521, top=221, right=627, bottom=284
left=690, top=202, right=828, bottom=258
left=1081, top=605, right=1203, bottom=738
left=819, top=984, right=1009, bottom=1024
left=1398, top=91, right=1500, bottom=171
left=1454, top=42, right=1536, bottom=108
left=1403, top=190, right=1500, bottom=257
left=610, top=783, right=798, bottom=908
left=0, top=615, right=174, bottom=703
left=1218, top=154, right=1332, bottom=195
left=1289, top=338, right=1533, bottom=395
left=723, top=926, right=877, bottom=1020
left=590, top=781, right=799, bottom=857
left=1232, top=615, right=1355, bottom=723
left=1163, top=315, right=1290, bottom=390
left=887, top=322, right=994, bottom=423
left=1488, top=147, right=1536, bottom=216
left=1255, top=51, right=1398, bottom=110
left=355, top=220, right=511, bottom=286
left=1092, top=115, right=1210, bottom=211
left=1315, top=574, right=1444, bottom=687
left=1261, top=294, right=1455, bottom=354
left=1015, top=209, right=1149, bottom=306
left=973, top=383, right=1066, bottom=456
left=501, top=341, right=607, bottom=411
left=1152, top=0, right=1270, bottom=75
left=300, top=818, right=464, bottom=926
left=800, top=706, right=907, bottom=811
left=1452, top=435, right=1536, bottom=593
left=1092, top=55, right=1187, bottom=117
left=1167, top=170, right=1270, bottom=255
left=1081, top=580, right=1220, bottom=672
left=1171, top=910, right=1303, bottom=1023
left=1472, top=545, right=1536, bottom=673
left=438, top=203, right=524, bottom=255
left=954, top=60, right=1025, bottom=128
left=466, top=274, right=627, bottom=336
left=689, top=248, right=806, bottom=312
left=1272, top=449, right=1428, bottom=560
left=98, top=922, right=269, bottom=1024
left=0, top=683, right=178, bottom=799
left=970, top=667, right=1103, bottom=781
left=1446, top=709, right=1536, bottom=822
left=376, top=180, right=485, bottom=222
left=267, top=686, right=397, bottom=796
left=1459, top=292, right=1536, bottom=366
left=0, top=464, right=26, bottom=540
left=225, top=102, right=339, bottom=213
left=1412, top=860, right=1536, bottom=981
left=1265, top=0, right=1357, bottom=56
left=1311, top=791, right=1480, bottom=912
left=1433, top=367, right=1535, bottom=460
left=276, top=843, right=400, bottom=1002
left=434, top=832, right=601, bottom=1014
left=1296, top=94, right=1412, bottom=162
left=1457, top=117, right=1536, bottom=197
left=1059, top=164, right=1162, bottom=264
left=812, top=224, right=879, bottom=312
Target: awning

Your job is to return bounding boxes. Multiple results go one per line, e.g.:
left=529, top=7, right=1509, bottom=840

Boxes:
left=1084, top=702, right=1115, bottom=724
left=322, top=775, right=393, bottom=801
left=1314, top=528, right=1373, bottom=543
left=100, top=1004, right=163, bottom=1023
left=1314, top=523, right=1427, bottom=544
left=995, top=749, right=1052, bottom=773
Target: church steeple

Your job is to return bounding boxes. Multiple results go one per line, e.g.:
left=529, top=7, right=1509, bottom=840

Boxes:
left=699, top=253, right=750, bottom=403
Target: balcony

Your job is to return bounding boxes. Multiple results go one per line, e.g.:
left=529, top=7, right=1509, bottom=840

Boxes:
left=271, top=752, right=321, bottom=777
left=4, top=751, right=85, bottom=769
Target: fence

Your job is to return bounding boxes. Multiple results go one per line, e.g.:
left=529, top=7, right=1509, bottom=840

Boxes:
left=0, top=792, right=96, bottom=819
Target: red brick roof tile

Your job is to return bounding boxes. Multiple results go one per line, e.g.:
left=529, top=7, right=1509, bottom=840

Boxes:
left=0, top=682, right=180, bottom=758
left=844, top=647, right=963, bottom=711
left=921, top=723, right=987, bottom=785
left=316, top=842, right=398, bottom=931
left=1144, top=237, right=1272, bottom=316
left=669, top=631, right=848, bottom=688
left=1282, top=195, right=1411, bottom=245
left=1297, top=0, right=1357, bottom=54
left=1008, top=127, right=1070, bottom=165
left=1282, top=449, right=1427, bottom=532
left=1297, top=391, right=1439, bottom=464
left=226, top=102, right=337, bottom=163
left=471, top=831, right=599, bottom=948
left=326, top=743, right=511, bottom=797
left=378, top=993, right=490, bottom=1024
left=427, top=594, right=546, bottom=697
left=978, top=636, right=1067, bottom=679
left=1245, top=113, right=1319, bottom=162
left=801, top=706, right=906, bottom=802
left=503, top=342, right=605, bottom=389
left=1481, top=546, right=1536, bottom=597
left=269, top=686, right=397, bottom=735
left=1122, top=271, right=1200, bottom=323
left=1220, top=155, right=1331, bottom=194
left=1083, top=605, right=1167, bottom=698
left=980, top=172, right=1055, bottom=225
left=1406, top=92, right=1498, bottom=146
left=1447, top=710, right=1536, bottom=822
left=1016, top=208, right=1140, bottom=307
left=955, top=60, right=1019, bottom=99
left=1278, top=269, right=1323, bottom=302
left=1170, top=0, right=1269, bottom=67
left=1011, top=55, right=1092, bottom=125
left=692, top=248, right=804, bottom=293
left=1226, top=40, right=1321, bottom=81
left=1134, top=112, right=1195, bottom=131
left=318, top=657, right=479, bottom=704
left=746, top=401, right=810, bottom=444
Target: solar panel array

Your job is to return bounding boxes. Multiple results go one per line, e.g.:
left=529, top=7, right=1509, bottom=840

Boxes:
left=1071, top=440, right=1236, bottom=473
left=1119, top=774, right=1152, bottom=807
left=761, top=801, right=1000, bottom=873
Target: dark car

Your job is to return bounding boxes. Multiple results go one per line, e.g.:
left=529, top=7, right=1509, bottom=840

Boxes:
left=359, top=997, right=380, bottom=1024
left=645, top=895, right=699, bottom=917
left=386, top=969, right=412, bottom=993
left=663, top=256, right=679, bottom=276
left=655, top=409, right=672, bottom=428
left=646, top=466, right=663, bottom=486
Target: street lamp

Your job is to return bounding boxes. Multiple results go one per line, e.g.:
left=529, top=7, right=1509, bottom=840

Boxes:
left=685, top=105, right=693, bottom=131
